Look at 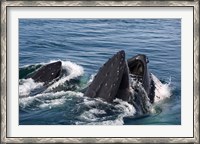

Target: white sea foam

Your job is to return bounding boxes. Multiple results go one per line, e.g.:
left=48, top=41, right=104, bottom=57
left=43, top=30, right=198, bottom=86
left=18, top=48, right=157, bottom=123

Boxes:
left=78, top=99, right=106, bottom=122
left=79, top=111, right=98, bottom=122
left=46, top=61, right=84, bottom=91
left=113, top=98, right=136, bottom=116
left=19, top=78, right=44, bottom=96
left=113, top=98, right=136, bottom=125
left=39, top=97, right=66, bottom=109
left=89, top=108, right=106, bottom=115
left=87, top=74, right=96, bottom=84
left=19, top=90, right=84, bottom=109
left=82, top=99, right=97, bottom=106
left=78, top=107, right=107, bottom=123
left=78, top=98, right=136, bottom=125
left=32, top=91, right=69, bottom=99
left=151, top=73, right=172, bottom=103
left=40, top=90, right=83, bottom=99
left=19, top=96, right=36, bottom=108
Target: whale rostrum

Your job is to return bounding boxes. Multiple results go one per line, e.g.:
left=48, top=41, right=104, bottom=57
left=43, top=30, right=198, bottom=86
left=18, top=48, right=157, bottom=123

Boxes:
left=84, top=50, right=129, bottom=102
left=26, top=61, right=62, bottom=84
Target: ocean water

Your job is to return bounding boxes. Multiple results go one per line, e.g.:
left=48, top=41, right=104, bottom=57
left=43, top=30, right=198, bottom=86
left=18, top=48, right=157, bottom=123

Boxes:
left=19, top=19, right=181, bottom=125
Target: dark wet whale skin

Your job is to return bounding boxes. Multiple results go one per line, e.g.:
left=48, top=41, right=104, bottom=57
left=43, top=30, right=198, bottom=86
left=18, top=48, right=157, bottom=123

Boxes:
left=27, top=61, right=62, bottom=84
left=84, top=50, right=127, bottom=103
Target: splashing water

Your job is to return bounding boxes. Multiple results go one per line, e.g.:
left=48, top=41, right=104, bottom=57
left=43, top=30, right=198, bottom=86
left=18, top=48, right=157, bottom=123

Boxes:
left=19, top=78, right=44, bottom=96
left=151, top=73, right=172, bottom=103
left=75, top=98, right=136, bottom=125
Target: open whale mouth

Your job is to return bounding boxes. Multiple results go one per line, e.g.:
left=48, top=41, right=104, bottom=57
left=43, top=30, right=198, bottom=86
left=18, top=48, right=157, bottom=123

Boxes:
left=127, top=54, right=149, bottom=83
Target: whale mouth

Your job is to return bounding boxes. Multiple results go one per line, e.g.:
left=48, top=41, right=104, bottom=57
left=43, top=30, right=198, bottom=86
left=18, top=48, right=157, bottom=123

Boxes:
left=127, top=55, right=148, bottom=83
left=129, top=60, right=144, bottom=81
left=129, top=60, right=144, bottom=75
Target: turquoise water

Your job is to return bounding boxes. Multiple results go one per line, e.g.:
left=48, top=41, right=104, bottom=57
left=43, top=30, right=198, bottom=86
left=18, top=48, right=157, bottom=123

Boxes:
left=19, top=19, right=181, bottom=125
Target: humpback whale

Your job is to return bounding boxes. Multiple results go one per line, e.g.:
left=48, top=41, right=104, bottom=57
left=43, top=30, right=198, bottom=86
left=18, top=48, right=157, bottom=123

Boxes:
left=84, top=50, right=155, bottom=114
left=26, top=61, right=62, bottom=84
